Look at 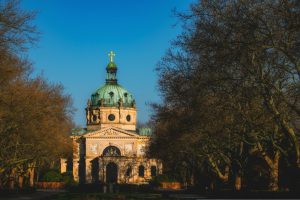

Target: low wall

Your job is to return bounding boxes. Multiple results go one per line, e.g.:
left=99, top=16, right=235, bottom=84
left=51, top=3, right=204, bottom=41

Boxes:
left=36, top=182, right=65, bottom=189
left=159, top=182, right=181, bottom=190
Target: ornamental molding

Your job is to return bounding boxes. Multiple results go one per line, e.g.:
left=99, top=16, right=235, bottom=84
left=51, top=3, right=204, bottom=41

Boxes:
left=83, top=126, right=140, bottom=138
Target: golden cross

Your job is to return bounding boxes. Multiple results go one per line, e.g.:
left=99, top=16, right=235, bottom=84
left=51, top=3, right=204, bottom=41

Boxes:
left=108, top=51, right=116, bottom=62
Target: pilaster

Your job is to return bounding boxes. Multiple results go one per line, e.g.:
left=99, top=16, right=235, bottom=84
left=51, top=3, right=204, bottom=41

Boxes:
left=85, top=158, right=93, bottom=183
left=73, top=159, right=79, bottom=182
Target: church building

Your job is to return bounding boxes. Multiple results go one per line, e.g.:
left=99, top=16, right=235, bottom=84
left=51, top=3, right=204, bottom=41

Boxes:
left=62, top=51, right=162, bottom=184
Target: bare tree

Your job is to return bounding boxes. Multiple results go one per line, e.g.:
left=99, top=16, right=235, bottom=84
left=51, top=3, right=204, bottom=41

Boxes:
left=149, top=0, right=300, bottom=191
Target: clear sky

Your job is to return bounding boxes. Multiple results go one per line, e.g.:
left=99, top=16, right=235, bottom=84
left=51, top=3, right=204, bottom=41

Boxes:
left=21, top=0, right=193, bottom=127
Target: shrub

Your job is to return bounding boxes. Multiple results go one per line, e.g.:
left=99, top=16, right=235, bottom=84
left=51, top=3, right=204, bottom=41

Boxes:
left=42, top=170, right=62, bottom=182
left=150, top=174, right=179, bottom=187
left=61, top=171, right=75, bottom=186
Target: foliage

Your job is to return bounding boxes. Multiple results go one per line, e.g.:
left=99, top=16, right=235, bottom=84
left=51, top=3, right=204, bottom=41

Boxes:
left=150, top=174, right=179, bottom=187
left=0, top=0, right=74, bottom=189
left=42, top=170, right=63, bottom=182
left=61, top=171, right=76, bottom=186
left=41, top=170, right=75, bottom=183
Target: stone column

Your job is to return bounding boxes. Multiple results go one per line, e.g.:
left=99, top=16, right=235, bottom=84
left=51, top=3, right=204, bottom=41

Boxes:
left=73, top=159, right=79, bottom=182
left=132, top=163, right=138, bottom=183
left=98, top=158, right=105, bottom=183
left=145, top=161, right=151, bottom=179
left=158, top=160, right=163, bottom=174
left=72, top=137, right=81, bottom=183
left=60, top=158, right=67, bottom=173
left=85, top=158, right=92, bottom=183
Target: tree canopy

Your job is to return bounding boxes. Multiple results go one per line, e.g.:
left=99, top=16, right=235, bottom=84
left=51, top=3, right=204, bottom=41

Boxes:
left=149, top=0, right=300, bottom=191
left=0, top=0, right=74, bottom=189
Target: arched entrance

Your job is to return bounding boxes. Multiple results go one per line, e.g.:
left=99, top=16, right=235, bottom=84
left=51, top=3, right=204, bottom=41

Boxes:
left=106, top=162, right=118, bottom=183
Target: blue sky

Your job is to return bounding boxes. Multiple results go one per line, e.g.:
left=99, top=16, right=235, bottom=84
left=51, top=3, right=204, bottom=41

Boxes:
left=21, top=0, right=193, bottom=127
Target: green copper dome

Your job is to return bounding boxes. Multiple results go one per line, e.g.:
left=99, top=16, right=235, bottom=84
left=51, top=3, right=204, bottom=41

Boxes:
left=138, top=127, right=152, bottom=136
left=90, top=51, right=135, bottom=108
left=91, top=84, right=135, bottom=107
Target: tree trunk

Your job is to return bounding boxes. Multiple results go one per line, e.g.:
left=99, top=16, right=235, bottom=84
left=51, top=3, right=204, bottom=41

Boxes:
left=266, top=95, right=300, bottom=167
left=210, top=181, right=215, bottom=191
left=235, top=172, right=242, bottom=191
left=36, top=169, right=40, bottom=183
left=208, top=155, right=230, bottom=182
left=8, top=178, right=15, bottom=190
left=269, top=152, right=280, bottom=191
left=18, top=176, right=24, bottom=189
left=8, top=168, right=16, bottom=190
left=256, top=143, right=280, bottom=191
left=28, top=168, right=35, bottom=187
left=217, top=166, right=229, bottom=182
left=50, top=161, right=55, bottom=169
left=190, top=173, right=195, bottom=186
left=27, top=162, right=36, bottom=187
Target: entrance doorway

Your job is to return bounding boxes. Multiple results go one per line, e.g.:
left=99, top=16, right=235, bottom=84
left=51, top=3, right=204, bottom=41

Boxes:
left=106, top=162, right=118, bottom=183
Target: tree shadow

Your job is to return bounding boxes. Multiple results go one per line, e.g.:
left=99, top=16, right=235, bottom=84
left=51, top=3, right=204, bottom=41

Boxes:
left=91, top=157, right=99, bottom=184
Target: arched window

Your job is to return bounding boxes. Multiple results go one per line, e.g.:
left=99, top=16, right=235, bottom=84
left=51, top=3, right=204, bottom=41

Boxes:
left=125, top=166, right=132, bottom=177
left=138, top=165, right=145, bottom=177
left=102, top=146, right=121, bottom=156
left=151, top=166, right=157, bottom=177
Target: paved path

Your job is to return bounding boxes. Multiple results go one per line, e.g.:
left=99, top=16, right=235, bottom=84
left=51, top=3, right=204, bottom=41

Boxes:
left=0, top=190, right=65, bottom=200
left=168, top=194, right=206, bottom=199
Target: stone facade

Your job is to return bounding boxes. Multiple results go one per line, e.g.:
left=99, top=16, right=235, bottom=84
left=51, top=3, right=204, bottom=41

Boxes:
left=71, top=127, right=162, bottom=184
left=63, top=52, right=162, bottom=184
left=86, top=106, right=137, bottom=131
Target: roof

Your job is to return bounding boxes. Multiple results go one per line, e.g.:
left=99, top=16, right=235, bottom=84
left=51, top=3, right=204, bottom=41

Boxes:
left=90, top=55, right=135, bottom=107
left=106, top=61, right=117, bottom=69
left=138, top=127, right=153, bottom=136
left=91, top=83, right=135, bottom=107
left=71, top=128, right=88, bottom=136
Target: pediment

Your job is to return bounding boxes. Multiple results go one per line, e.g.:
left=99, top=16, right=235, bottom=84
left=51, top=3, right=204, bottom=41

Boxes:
left=83, top=126, right=139, bottom=138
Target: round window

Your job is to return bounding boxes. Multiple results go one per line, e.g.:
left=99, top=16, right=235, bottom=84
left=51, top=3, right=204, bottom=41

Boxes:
left=126, top=115, right=131, bottom=122
left=108, top=114, right=115, bottom=121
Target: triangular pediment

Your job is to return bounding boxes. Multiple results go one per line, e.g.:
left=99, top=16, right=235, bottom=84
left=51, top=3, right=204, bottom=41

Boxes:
left=83, top=126, right=139, bottom=138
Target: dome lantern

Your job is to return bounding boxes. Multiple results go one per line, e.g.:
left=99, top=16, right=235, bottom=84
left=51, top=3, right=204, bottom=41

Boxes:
left=106, top=51, right=118, bottom=84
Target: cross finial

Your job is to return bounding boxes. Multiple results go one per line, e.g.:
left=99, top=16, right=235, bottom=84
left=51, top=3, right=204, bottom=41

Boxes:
left=108, top=51, right=115, bottom=62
